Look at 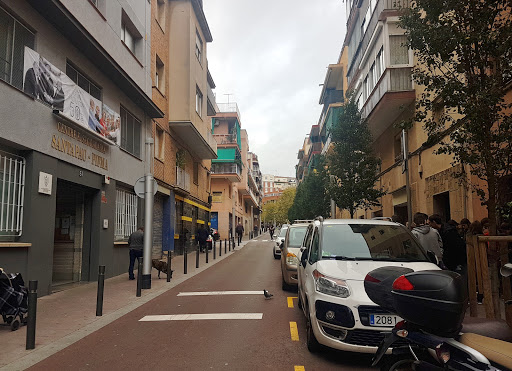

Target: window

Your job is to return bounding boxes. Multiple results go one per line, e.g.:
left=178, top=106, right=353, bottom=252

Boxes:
left=120, top=106, right=141, bottom=157
left=196, top=87, right=203, bottom=116
left=369, top=62, right=375, bottom=94
left=0, top=152, right=25, bottom=237
left=0, top=7, right=35, bottom=90
left=195, top=30, right=203, bottom=64
left=155, top=125, right=164, bottom=160
left=376, top=47, right=384, bottom=78
left=66, top=63, right=101, bottom=100
left=394, top=133, right=403, bottom=163
left=156, top=0, right=166, bottom=28
left=121, top=21, right=136, bottom=54
left=390, top=35, right=409, bottom=65
left=115, top=188, right=138, bottom=240
left=193, top=162, right=199, bottom=185
left=309, top=228, right=320, bottom=264
left=155, top=54, right=164, bottom=93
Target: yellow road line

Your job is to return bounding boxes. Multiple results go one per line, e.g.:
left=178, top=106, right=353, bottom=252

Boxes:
left=294, top=366, right=305, bottom=371
left=290, top=321, right=299, bottom=341
left=287, top=297, right=297, bottom=308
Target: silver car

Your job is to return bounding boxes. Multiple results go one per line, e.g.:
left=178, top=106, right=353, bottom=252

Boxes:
left=273, top=225, right=288, bottom=259
left=280, top=224, right=309, bottom=290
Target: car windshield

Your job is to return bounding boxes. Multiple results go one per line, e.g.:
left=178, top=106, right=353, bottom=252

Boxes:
left=279, top=228, right=288, bottom=237
left=287, top=226, right=308, bottom=247
left=321, top=224, right=429, bottom=262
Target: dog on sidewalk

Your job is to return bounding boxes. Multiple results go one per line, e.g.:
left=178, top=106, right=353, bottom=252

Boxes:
left=151, top=259, right=173, bottom=279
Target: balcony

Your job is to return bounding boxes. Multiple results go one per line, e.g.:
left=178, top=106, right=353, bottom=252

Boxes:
left=213, top=133, right=239, bottom=147
left=242, top=183, right=260, bottom=207
left=207, top=85, right=219, bottom=116
left=176, top=167, right=190, bottom=193
left=217, top=102, right=241, bottom=119
left=169, top=121, right=217, bottom=159
left=363, top=67, right=415, bottom=140
left=211, top=162, right=242, bottom=182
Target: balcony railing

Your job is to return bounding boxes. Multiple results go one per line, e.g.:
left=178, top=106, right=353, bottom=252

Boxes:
left=176, top=167, right=190, bottom=192
left=213, top=133, right=238, bottom=146
left=211, top=163, right=241, bottom=176
left=216, top=102, right=241, bottom=119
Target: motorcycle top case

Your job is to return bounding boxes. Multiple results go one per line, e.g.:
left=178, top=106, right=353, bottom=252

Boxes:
left=364, top=266, right=414, bottom=312
left=391, top=270, right=468, bottom=337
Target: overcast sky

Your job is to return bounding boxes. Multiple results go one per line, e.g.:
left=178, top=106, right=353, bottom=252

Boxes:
left=203, top=1, right=347, bottom=178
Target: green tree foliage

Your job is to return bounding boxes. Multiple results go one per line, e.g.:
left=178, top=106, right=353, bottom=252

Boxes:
left=399, top=0, right=512, bottom=233
left=262, top=188, right=297, bottom=225
left=327, top=99, right=385, bottom=218
left=288, top=160, right=330, bottom=221
left=262, top=202, right=278, bottom=224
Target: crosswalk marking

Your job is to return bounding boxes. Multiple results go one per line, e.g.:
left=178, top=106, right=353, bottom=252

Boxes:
left=262, top=240, right=269, bottom=242
left=290, top=321, right=299, bottom=341
left=287, top=297, right=297, bottom=308
left=178, top=291, right=263, bottom=296
left=139, top=313, right=263, bottom=321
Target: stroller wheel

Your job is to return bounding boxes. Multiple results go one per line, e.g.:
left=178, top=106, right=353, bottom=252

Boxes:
left=11, top=319, right=20, bottom=331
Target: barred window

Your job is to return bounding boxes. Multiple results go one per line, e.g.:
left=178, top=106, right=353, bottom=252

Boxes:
left=390, top=35, right=409, bottom=65
left=0, top=6, right=35, bottom=90
left=115, top=188, right=138, bottom=240
left=120, top=106, right=141, bottom=158
left=0, top=152, right=25, bottom=237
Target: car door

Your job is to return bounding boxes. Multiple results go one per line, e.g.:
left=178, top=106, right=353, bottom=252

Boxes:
left=303, top=227, right=320, bottom=303
left=298, top=225, right=314, bottom=307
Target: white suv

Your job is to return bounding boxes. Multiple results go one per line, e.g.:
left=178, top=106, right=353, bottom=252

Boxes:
left=297, top=219, right=439, bottom=353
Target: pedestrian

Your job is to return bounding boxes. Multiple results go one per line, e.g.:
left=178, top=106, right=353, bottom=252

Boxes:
left=428, top=214, right=466, bottom=273
left=235, top=222, right=244, bottom=244
left=253, top=224, right=258, bottom=237
left=411, top=212, right=444, bottom=263
left=269, top=224, right=275, bottom=240
left=128, top=226, right=144, bottom=280
left=459, top=218, right=471, bottom=242
left=197, top=225, right=208, bottom=252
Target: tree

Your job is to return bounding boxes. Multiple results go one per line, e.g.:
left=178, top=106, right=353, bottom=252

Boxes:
left=327, top=99, right=385, bottom=218
left=399, top=0, right=512, bottom=234
left=275, top=187, right=296, bottom=223
left=262, top=202, right=278, bottom=225
left=288, top=160, right=330, bottom=221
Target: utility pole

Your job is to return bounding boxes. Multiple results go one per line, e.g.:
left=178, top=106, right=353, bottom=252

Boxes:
left=142, top=138, right=154, bottom=289
left=402, top=129, right=413, bottom=230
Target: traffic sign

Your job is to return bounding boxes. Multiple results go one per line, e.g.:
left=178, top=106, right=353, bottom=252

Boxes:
left=134, top=176, right=158, bottom=198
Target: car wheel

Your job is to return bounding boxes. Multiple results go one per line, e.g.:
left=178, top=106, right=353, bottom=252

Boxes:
left=306, top=304, right=321, bottom=353
left=297, top=291, right=303, bottom=309
left=282, top=277, right=289, bottom=291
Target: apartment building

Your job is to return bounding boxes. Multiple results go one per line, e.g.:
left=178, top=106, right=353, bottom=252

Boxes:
left=262, top=174, right=296, bottom=207
left=0, top=0, right=163, bottom=296
left=149, top=0, right=218, bottom=257
left=210, top=103, right=262, bottom=239
left=294, top=125, right=322, bottom=184
left=342, top=0, right=486, bottom=222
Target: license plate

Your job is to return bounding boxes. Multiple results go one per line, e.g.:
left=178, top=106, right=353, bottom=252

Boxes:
left=369, top=314, right=401, bottom=327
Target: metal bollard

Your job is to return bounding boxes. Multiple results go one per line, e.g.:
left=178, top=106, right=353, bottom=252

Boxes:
left=184, top=245, right=188, bottom=274
left=225, top=238, right=227, bottom=254
left=166, top=252, right=172, bottom=282
left=206, top=242, right=209, bottom=264
left=213, top=240, right=216, bottom=260
left=26, top=280, right=38, bottom=350
left=229, top=238, right=231, bottom=251
left=219, top=239, right=222, bottom=256
left=238, top=235, right=240, bottom=246
left=96, top=265, right=105, bottom=316
left=136, top=258, right=143, bottom=297
left=196, top=245, right=200, bottom=268
left=233, top=237, right=235, bottom=250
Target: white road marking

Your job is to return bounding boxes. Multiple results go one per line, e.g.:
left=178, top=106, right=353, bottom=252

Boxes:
left=139, top=313, right=263, bottom=321
left=262, top=240, right=269, bottom=242
left=178, top=291, right=264, bottom=296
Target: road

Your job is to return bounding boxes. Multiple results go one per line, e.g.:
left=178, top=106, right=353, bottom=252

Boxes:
left=28, top=235, right=375, bottom=371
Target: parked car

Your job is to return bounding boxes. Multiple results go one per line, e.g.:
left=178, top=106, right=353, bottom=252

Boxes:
left=273, top=224, right=289, bottom=259
left=297, top=218, right=439, bottom=354
left=281, top=223, right=309, bottom=290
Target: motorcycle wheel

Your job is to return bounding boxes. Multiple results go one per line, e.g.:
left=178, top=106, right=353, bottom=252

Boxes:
left=387, top=359, right=416, bottom=371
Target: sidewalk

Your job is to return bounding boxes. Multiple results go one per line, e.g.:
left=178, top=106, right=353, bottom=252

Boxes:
left=0, top=235, right=263, bottom=370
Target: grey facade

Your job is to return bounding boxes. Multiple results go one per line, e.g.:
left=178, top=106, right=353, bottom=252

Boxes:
left=0, top=0, right=162, bottom=296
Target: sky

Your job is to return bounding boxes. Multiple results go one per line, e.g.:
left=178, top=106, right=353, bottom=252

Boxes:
left=203, top=0, right=347, bottom=178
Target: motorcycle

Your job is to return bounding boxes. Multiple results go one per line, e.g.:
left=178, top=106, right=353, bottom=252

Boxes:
left=364, top=264, right=512, bottom=371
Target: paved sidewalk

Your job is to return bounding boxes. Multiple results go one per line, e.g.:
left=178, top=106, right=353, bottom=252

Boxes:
left=0, top=234, right=266, bottom=370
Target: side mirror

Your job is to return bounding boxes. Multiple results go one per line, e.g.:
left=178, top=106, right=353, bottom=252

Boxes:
left=280, top=241, right=284, bottom=249
left=501, top=263, right=512, bottom=277
left=426, top=250, right=439, bottom=265
left=300, top=249, right=308, bottom=268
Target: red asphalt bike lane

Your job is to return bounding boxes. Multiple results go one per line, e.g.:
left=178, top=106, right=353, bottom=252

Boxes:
left=27, top=238, right=375, bottom=371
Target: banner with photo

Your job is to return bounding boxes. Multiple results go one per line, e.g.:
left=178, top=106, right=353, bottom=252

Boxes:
left=23, top=47, right=114, bottom=143
left=102, top=104, right=121, bottom=145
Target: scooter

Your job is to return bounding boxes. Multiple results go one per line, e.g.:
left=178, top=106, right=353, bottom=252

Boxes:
left=364, top=264, right=512, bottom=371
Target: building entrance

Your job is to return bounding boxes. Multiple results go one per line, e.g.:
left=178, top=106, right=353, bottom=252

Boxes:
left=52, top=180, right=92, bottom=290
left=433, top=191, right=451, bottom=223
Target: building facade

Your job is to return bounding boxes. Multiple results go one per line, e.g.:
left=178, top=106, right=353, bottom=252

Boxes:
left=149, top=0, right=218, bottom=257
left=0, top=0, right=162, bottom=296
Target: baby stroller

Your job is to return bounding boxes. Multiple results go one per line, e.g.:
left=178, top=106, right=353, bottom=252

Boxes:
left=0, top=268, right=28, bottom=331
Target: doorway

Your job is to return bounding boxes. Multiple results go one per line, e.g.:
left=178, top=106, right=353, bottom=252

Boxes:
left=393, top=204, right=408, bottom=225
left=52, top=180, right=92, bottom=290
left=433, top=191, right=451, bottom=223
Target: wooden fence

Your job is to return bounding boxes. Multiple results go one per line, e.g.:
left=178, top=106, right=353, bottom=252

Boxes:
left=467, top=235, right=512, bottom=326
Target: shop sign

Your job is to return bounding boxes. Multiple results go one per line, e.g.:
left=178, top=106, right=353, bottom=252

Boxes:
left=38, top=172, right=52, bottom=195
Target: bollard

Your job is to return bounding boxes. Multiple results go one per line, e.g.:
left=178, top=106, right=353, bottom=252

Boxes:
left=206, top=243, right=209, bottom=264
left=229, top=238, right=231, bottom=251
left=238, top=236, right=240, bottom=246
left=232, top=237, right=235, bottom=250
left=196, top=245, right=200, bottom=268
left=184, top=245, right=188, bottom=274
left=136, top=258, right=143, bottom=297
left=166, top=252, right=172, bottom=282
left=219, top=239, right=222, bottom=256
left=96, top=265, right=105, bottom=316
left=213, top=240, right=216, bottom=260
left=26, top=280, right=38, bottom=350
left=225, top=239, right=227, bottom=254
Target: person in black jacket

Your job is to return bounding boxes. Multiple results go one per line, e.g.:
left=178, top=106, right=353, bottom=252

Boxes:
left=128, top=226, right=144, bottom=280
left=429, top=214, right=466, bottom=272
left=197, top=225, right=209, bottom=252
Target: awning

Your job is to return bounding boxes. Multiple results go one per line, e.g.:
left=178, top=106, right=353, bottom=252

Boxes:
left=212, top=148, right=236, bottom=163
left=169, top=121, right=217, bottom=159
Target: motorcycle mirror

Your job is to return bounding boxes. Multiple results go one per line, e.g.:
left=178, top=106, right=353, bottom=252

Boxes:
left=501, top=263, right=512, bottom=277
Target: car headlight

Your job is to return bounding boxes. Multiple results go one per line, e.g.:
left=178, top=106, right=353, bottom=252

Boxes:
left=286, top=252, right=298, bottom=266
left=313, top=270, right=350, bottom=298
